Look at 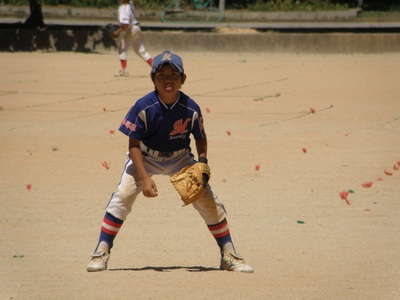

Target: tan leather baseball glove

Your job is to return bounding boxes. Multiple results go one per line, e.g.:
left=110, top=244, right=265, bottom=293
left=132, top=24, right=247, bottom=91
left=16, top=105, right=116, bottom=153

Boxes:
left=170, top=162, right=211, bottom=206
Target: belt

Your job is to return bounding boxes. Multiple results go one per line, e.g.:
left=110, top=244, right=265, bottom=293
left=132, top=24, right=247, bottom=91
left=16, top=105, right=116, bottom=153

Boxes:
left=140, top=144, right=185, bottom=158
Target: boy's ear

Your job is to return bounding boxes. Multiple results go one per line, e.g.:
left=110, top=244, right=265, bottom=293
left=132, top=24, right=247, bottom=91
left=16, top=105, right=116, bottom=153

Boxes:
left=181, top=74, right=187, bottom=85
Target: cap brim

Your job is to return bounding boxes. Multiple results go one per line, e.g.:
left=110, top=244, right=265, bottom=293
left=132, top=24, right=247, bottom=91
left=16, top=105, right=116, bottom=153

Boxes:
left=152, top=61, right=183, bottom=74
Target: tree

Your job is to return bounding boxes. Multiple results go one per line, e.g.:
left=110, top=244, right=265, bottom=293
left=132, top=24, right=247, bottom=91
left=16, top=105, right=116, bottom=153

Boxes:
left=25, top=0, right=46, bottom=30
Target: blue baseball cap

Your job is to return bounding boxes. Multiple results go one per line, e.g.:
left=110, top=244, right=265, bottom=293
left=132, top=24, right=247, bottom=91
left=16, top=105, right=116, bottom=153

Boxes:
left=151, top=50, right=184, bottom=74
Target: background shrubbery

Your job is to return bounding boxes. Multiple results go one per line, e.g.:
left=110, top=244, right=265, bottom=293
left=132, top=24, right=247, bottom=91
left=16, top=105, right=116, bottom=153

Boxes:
left=2, top=0, right=400, bottom=11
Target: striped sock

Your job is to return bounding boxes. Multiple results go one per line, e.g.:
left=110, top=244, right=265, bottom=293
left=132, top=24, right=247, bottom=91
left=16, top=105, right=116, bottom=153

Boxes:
left=207, top=218, right=235, bottom=253
left=97, top=212, right=124, bottom=251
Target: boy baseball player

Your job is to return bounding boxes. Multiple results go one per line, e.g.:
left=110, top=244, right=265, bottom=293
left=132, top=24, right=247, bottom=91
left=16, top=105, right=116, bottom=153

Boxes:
left=112, top=0, right=152, bottom=77
left=87, top=50, right=253, bottom=273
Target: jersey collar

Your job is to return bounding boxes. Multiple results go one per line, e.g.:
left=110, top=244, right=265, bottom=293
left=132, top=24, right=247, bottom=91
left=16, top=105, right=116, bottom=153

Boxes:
left=158, top=91, right=180, bottom=109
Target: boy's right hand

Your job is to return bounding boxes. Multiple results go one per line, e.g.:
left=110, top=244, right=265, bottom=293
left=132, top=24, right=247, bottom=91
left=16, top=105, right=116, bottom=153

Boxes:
left=141, top=177, right=158, bottom=197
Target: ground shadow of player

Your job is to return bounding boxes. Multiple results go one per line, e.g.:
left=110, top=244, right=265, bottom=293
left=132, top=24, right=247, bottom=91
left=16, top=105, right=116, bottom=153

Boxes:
left=109, top=265, right=220, bottom=272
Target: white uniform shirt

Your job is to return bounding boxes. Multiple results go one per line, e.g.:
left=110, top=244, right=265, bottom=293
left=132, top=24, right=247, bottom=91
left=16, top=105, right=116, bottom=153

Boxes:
left=118, top=1, right=139, bottom=27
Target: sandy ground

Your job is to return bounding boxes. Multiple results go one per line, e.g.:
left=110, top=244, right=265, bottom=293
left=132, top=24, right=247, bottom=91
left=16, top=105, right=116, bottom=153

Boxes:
left=1, top=51, right=399, bottom=300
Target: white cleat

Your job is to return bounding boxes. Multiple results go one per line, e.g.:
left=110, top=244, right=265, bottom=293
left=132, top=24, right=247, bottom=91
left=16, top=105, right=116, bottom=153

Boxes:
left=87, top=250, right=110, bottom=272
left=114, top=69, right=129, bottom=77
left=220, top=252, right=254, bottom=273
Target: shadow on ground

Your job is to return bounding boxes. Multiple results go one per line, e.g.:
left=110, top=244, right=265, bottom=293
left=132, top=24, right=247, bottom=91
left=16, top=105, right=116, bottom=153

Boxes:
left=109, top=265, right=220, bottom=272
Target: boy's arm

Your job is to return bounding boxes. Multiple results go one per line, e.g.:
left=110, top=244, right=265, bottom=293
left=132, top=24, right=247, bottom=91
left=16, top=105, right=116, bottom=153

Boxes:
left=113, top=24, right=128, bottom=38
left=128, top=138, right=158, bottom=197
left=195, top=136, right=208, bottom=163
left=129, top=0, right=137, bottom=19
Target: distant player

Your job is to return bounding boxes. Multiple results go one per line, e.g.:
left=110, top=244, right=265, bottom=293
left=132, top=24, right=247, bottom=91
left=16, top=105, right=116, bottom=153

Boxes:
left=112, top=0, right=152, bottom=77
left=86, top=50, right=254, bottom=273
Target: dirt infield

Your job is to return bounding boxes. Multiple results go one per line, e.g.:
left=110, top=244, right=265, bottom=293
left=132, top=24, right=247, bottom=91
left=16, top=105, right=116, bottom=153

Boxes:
left=1, top=51, right=399, bottom=300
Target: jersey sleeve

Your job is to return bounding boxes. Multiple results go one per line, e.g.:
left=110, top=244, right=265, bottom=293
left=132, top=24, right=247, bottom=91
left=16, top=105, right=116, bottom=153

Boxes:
left=118, top=5, right=132, bottom=25
left=119, top=106, right=146, bottom=140
left=191, top=108, right=206, bottom=140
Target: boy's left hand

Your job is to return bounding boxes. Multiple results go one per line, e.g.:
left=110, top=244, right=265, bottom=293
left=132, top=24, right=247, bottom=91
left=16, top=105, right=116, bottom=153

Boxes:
left=170, top=162, right=211, bottom=206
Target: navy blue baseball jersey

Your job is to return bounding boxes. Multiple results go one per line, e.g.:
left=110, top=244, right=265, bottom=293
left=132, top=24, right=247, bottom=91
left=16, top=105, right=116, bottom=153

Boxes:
left=119, top=90, right=205, bottom=152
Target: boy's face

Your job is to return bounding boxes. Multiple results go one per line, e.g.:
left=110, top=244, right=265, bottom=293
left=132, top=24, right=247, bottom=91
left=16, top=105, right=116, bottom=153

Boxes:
left=153, top=63, right=186, bottom=96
